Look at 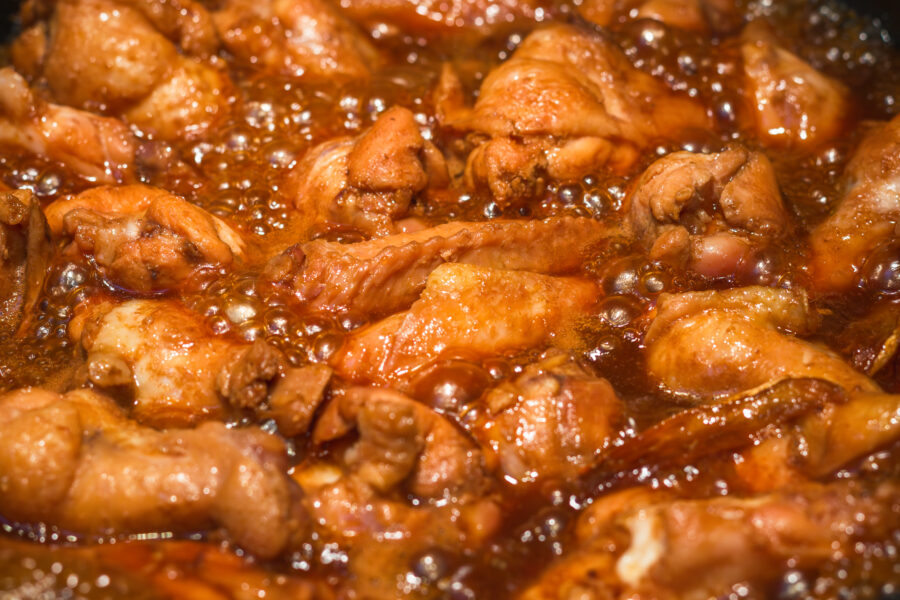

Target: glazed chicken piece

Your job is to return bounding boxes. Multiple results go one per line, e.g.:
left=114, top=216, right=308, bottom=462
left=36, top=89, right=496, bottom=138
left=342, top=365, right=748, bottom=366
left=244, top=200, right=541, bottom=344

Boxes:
left=0, top=189, right=49, bottom=339
left=809, top=113, right=900, bottom=293
left=338, top=0, right=552, bottom=43
left=643, top=287, right=900, bottom=489
left=522, top=480, right=900, bottom=599
left=578, top=0, right=740, bottom=34
left=0, top=387, right=308, bottom=559
left=0, top=68, right=135, bottom=183
left=213, top=0, right=380, bottom=80
left=14, top=0, right=229, bottom=140
left=335, top=263, right=599, bottom=385
left=45, top=185, right=245, bottom=293
left=284, top=106, right=449, bottom=238
left=295, top=466, right=501, bottom=599
left=313, top=386, right=488, bottom=499
left=741, top=20, right=850, bottom=149
left=442, top=24, right=710, bottom=204
left=70, top=299, right=331, bottom=430
left=270, top=216, right=618, bottom=316
left=626, top=146, right=790, bottom=279
left=645, top=286, right=877, bottom=397
left=469, top=351, right=624, bottom=485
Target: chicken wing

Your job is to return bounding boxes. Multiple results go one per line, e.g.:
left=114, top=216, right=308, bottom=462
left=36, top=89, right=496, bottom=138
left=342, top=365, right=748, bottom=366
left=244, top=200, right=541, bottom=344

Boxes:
left=0, top=387, right=308, bottom=559
left=45, top=185, right=245, bottom=293
left=335, top=263, right=599, bottom=384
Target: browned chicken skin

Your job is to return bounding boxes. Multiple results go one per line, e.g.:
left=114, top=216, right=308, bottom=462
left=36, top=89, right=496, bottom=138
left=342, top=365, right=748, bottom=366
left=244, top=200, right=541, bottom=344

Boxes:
left=14, top=0, right=230, bottom=140
left=809, top=113, right=900, bottom=293
left=335, top=263, right=599, bottom=385
left=522, top=480, right=900, bottom=599
left=0, top=68, right=135, bottom=183
left=627, top=146, right=790, bottom=278
left=271, top=216, right=617, bottom=315
left=45, top=185, right=245, bottom=293
left=443, top=24, right=711, bottom=204
left=0, top=387, right=308, bottom=559
left=213, top=0, right=381, bottom=80
left=578, top=0, right=740, bottom=33
left=285, top=106, right=449, bottom=238
left=0, top=189, right=49, bottom=339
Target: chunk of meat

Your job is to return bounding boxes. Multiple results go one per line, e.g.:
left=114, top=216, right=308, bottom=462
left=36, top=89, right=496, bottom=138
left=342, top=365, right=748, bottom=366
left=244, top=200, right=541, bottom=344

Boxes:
left=338, top=0, right=553, bottom=43
left=71, top=300, right=255, bottom=426
left=808, top=113, right=900, bottom=293
left=470, top=351, right=623, bottom=484
left=271, top=216, right=618, bottom=316
left=213, top=0, right=380, bottom=80
left=578, top=0, right=740, bottom=34
left=45, top=185, right=245, bottom=293
left=645, top=286, right=878, bottom=398
left=0, top=189, right=50, bottom=339
left=741, top=20, right=850, bottom=149
left=17, top=0, right=230, bottom=140
left=444, top=24, right=711, bottom=204
left=335, top=263, right=600, bottom=385
left=295, top=471, right=500, bottom=599
left=627, top=146, right=790, bottom=278
left=0, top=68, right=135, bottom=183
left=0, top=387, right=308, bottom=559
left=284, top=106, right=449, bottom=238
left=522, top=480, right=900, bottom=599
left=313, top=386, right=487, bottom=499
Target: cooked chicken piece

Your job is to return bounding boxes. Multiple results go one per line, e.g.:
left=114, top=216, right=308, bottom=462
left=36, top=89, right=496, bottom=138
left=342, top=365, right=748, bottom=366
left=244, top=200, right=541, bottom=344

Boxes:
left=741, top=20, right=850, bottom=149
left=0, top=189, right=50, bottom=339
left=627, top=146, right=790, bottom=278
left=0, top=68, right=135, bottom=183
left=523, top=480, right=899, bottom=599
left=45, top=185, right=245, bottom=293
left=578, top=0, right=740, bottom=33
left=296, top=471, right=500, bottom=599
left=443, top=24, right=710, bottom=204
left=314, top=386, right=487, bottom=499
left=213, top=0, right=380, bottom=80
left=0, top=387, right=308, bottom=559
left=809, top=113, right=900, bottom=293
left=335, top=263, right=599, bottom=385
left=645, top=286, right=878, bottom=397
left=270, top=216, right=617, bottom=316
left=15, top=0, right=229, bottom=140
left=338, top=0, right=550, bottom=42
left=70, top=299, right=329, bottom=430
left=470, top=351, right=623, bottom=485
left=284, top=107, right=448, bottom=238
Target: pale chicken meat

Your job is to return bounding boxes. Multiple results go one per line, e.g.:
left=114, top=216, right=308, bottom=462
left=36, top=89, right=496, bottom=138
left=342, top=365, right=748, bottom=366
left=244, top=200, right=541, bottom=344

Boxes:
left=809, top=113, right=900, bottom=293
left=335, top=263, right=599, bottom=385
left=0, top=68, right=135, bottom=184
left=70, top=299, right=330, bottom=429
left=270, top=216, right=618, bottom=316
left=45, top=185, right=245, bottom=293
left=521, top=480, right=900, bottom=599
left=577, top=0, right=740, bottom=33
left=284, top=106, right=449, bottom=238
left=313, top=386, right=488, bottom=499
left=14, top=0, right=230, bottom=140
left=442, top=24, right=711, bottom=204
left=213, top=0, right=381, bottom=80
left=741, top=20, right=850, bottom=149
left=627, top=146, right=790, bottom=278
left=470, top=351, right=623, bottom=485
left=0, top=189, right=50, bottom=339
left=0, top=387, right=308, bottom=559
